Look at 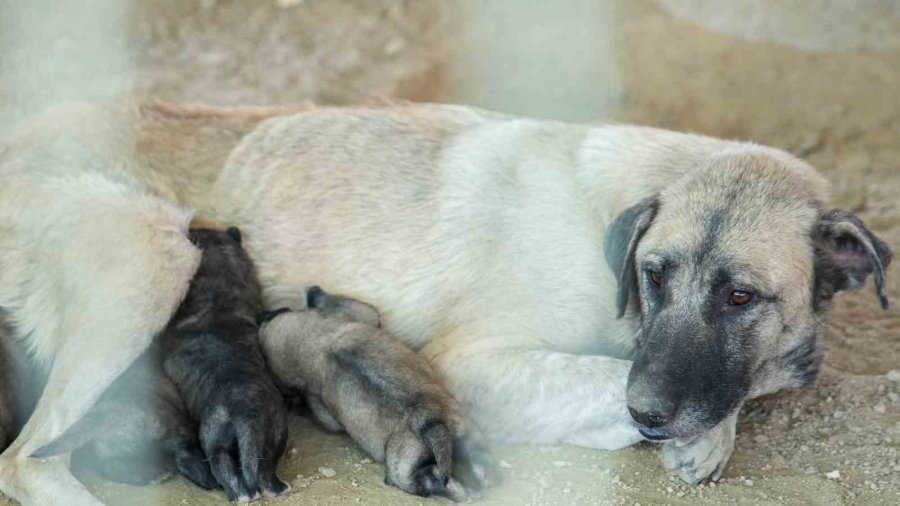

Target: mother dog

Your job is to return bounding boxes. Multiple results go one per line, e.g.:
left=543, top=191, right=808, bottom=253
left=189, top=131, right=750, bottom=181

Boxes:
left=0, top=100, right=891, bottom=504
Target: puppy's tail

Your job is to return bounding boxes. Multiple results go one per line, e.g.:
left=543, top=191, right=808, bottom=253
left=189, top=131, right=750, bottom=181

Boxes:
left=30, top=413, right=108, bottom=458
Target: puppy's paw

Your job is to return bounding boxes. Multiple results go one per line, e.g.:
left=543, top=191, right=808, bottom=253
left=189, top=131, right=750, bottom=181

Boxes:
left=661, top=410, right=738, bottom=485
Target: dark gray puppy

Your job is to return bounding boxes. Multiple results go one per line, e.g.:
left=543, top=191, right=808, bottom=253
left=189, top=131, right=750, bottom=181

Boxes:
left=161, top=227, right=289, bottom=502
left=259, top=285, right=499, bottom=502
left=31, top=350, right=218, bottom=489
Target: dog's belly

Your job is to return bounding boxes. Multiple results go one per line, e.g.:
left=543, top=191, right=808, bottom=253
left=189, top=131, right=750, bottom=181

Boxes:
left=212, top=108, right=636, bottom=355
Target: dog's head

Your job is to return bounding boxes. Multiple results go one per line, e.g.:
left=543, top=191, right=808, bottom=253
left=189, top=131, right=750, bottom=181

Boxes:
left=606, top=147, right=892, bottom=440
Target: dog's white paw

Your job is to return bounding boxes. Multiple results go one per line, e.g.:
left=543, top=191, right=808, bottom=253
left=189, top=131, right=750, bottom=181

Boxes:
left=661, top=410, right=739, bottom=485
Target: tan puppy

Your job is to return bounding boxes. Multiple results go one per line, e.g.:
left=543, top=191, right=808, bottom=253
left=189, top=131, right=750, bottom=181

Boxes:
left=258, top=285, right=496, bottom=502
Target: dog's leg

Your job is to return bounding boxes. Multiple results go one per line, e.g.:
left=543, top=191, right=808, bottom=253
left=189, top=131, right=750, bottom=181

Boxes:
left=661, top=405, right=740, bottom=484
left=305, top=394, right=343, bottom=432
left=0, top=174, right=200, bottom=505
left=421, top=334, right=642, bottom=451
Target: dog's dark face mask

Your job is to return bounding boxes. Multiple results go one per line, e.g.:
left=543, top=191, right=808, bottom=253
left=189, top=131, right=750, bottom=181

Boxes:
left=605, top=181, right=891, bottom=440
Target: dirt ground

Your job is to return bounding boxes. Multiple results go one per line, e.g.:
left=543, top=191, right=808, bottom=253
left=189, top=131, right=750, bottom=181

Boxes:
left=0, top=0, right=898, bottom=504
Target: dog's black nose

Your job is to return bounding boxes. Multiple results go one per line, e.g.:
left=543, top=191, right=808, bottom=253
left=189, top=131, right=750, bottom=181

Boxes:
left=628, top=406, right=670, bottom=429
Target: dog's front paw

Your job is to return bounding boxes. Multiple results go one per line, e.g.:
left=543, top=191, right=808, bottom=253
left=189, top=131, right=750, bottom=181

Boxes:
left=661, top=410, right=738, bottom=485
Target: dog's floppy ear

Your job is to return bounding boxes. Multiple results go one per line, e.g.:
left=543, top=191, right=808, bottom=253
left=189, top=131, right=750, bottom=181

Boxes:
left=813, top=209, right=892, bottom=309
left=604, top=196, right=659, bottom=318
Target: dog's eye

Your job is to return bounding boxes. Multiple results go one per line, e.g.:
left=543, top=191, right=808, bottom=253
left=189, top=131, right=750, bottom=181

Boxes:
left=648, top=270, right=661, bottom=287
left=728, top=290, right=753, bottom=306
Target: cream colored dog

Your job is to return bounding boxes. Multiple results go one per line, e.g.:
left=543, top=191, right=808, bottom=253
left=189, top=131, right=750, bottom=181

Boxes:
left=0, top=100, right=889, bottom=504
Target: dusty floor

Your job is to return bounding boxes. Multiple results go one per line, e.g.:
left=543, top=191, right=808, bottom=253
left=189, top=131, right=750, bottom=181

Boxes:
left=1, top=0, right=898, bottom=504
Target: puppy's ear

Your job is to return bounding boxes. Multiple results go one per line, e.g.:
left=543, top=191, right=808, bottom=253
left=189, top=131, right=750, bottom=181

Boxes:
left=604, top=196, right=659, bottom=318
left=225, top=226, right=242, bottom=245
left=813, top=209, right=892, bottom=309
left=306, top=285, right=326, bottom=308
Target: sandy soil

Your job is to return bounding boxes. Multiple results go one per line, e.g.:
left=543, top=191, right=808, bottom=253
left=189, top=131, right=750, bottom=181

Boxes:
left=0, top=0, right=897, bottom=504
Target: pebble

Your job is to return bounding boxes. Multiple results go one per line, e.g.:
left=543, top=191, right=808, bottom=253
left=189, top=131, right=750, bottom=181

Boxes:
left=552, top=461, right=570, bottom=468
left=873, top=403, right=887, bottom=414
left=384, top=37, right=406, bottom=56
left=754, top=435, right=769, bottom=443
left=886, top=370, right=900, bottom=381
left=318, top=467, right=337, bottom=478
left=744, top=479, right=754, bottom=487
left=499, top=460, right=513, bottom=469
left=888, top=392, right=899, bottom=403
left=825, top=470, right=841, bottom=480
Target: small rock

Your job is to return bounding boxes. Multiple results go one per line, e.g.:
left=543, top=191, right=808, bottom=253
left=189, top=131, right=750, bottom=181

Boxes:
left=290, top=448, right=297, bottom=454
left=873, top=403, right=887, bottom=414
left=825, top=470, right=841, bottom=480
left=886, top=370, right=900, bottom=382
left=744, top=479, right=754, bottom=487
left=318, top=467, right=337, bottom=478
left=499, top=460, right=513, bottom=469
left=676, top=491, right=685, bottom=497
left=888, top=392, right=899, bottom=403
left=754, top=435, right=769, bottom=443
left=552, top=461, right=569, bottom=468
left=384, top=37, right=406, bottom=56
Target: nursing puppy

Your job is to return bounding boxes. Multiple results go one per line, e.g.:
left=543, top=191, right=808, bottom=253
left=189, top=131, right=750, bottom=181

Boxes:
left=160, top=227, right=289, bottom=502
left=258, top=285, right=497, bottom=502
left=30, top=350, right=217, bottom=489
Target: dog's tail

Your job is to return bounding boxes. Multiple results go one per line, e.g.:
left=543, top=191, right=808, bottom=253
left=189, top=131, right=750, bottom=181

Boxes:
left=30, top=413, right=108, bottom=458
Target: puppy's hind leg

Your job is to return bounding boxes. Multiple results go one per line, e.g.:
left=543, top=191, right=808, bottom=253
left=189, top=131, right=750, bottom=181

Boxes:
left=0, top=175, right=201, bottom=504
